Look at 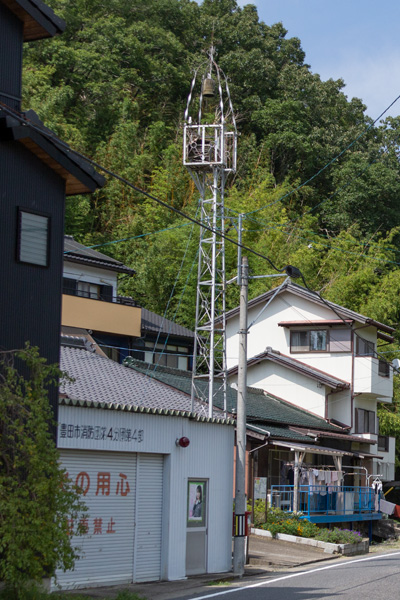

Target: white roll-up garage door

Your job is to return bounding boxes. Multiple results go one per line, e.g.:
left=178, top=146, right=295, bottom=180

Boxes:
left=56, top=450, right=137, bottom=589
left=56, top=450, right=164, bottom=590
left=134, top=454, right=164, bottom=582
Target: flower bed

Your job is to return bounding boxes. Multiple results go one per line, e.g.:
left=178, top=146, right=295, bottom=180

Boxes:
left=250, top=504, right=364, bottom=545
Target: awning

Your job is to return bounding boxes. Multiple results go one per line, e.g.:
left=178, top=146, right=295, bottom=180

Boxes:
left=270, top=440, right=354, bottom=457
left=352, top=451, right=384, bottom=460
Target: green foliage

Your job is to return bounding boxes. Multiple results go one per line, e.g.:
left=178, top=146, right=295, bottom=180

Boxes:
left=20, top=1, right=400, bottom=418
left=0, top=346, right=87, bottom=599
left=314, top=528, right=362, bottom=545
left=259, top=508, right=362, bottom=544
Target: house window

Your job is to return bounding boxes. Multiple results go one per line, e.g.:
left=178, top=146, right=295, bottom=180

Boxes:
left=378, top=359, right=390, bottom=378
left=154, top=352, right=179, bottom=368
left=17, top=209, right=49, bottom=266
left=356, top=337, right=375, bottom=356
left=355, top=408, right=376, bottom=434
left=290, top=330, right=328, bottom=352
left=378, top=435, right=389, bottom=452
left=77, top=281, right=100, bottom=300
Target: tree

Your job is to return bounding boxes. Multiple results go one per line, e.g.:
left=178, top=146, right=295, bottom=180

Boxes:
left=0, top=346, right=86, bottom=599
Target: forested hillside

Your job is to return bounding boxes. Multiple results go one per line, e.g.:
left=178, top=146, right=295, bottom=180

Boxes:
left=23, top=0, right=400, bottom=439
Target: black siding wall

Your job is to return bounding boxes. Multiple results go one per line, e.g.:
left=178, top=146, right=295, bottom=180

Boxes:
left=0, top=139, right=65, bottom=417
left=0, top=3, right=22, bottom=110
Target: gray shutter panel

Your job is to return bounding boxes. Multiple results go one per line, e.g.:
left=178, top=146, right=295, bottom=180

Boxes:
left=355, top=408, right=364, bottom=433
left=63, top=277, right=77, bottom=295
left=369, top=411, right=376, bottom=434
left=100, top=285, right=113, bottom=302
left=329, top=329, right=351, bottom=352
left=134, top=454, right=164, bottom=582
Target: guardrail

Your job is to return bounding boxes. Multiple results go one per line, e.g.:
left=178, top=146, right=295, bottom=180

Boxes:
left=270, top=485, right=379, bottom=518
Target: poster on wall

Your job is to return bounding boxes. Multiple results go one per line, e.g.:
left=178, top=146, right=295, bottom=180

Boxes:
left=187, top=480, right=207, bottom=527
left=254, top=477, right=267, bottom=500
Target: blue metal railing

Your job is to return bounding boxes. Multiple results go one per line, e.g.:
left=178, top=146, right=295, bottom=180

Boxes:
left=270, top=485, right=379, bottom=518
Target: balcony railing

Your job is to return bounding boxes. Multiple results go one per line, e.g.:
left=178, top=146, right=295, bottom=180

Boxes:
left=63, top=287, right=140, bottom=307
left=270, top=485, right=380, bottom=521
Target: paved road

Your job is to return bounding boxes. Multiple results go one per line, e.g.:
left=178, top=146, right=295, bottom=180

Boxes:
left=183, top=551, right=400, bottom=600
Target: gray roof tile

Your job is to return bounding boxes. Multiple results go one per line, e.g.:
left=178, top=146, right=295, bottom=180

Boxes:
left=123, top=358, right=343, bottom=432
left=59, top=346, right=228, bottom=423
left=141, top=308, right=195, bottom=339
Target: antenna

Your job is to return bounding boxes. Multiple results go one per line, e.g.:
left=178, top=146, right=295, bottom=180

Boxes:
left=183, top=51, right=237, bottom=418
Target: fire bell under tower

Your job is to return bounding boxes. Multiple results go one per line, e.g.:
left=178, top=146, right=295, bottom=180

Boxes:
left=183, top=49, right=237, bottom=417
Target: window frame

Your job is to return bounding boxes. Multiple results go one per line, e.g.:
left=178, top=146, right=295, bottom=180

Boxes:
left=355, top=408, right=376, bottom=434
left=16, top=207, right=51, bottom=268
left=290, top=327, right=352, bottom=353
left=290, top=329, right=329, bottom=353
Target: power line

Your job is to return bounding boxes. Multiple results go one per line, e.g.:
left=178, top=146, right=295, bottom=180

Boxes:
left=63, top=223, right=192, bottom=254
left=243, top=93, right=400, bottom=217
left=0, top=102, right=288, bottom=275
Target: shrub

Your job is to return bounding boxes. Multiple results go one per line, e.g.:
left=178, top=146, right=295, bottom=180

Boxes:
left=315, top=528, right=363, bottom=545
left=0, top=346, right=87, bottom=599
left=259, top=508, right=362, bottom=544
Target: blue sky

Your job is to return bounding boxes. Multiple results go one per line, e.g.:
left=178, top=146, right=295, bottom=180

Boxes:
left=236, top=0, right=400, bottom=121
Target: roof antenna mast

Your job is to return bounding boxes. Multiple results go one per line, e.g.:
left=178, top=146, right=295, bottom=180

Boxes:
left=183, top=48, right=237, bottom=418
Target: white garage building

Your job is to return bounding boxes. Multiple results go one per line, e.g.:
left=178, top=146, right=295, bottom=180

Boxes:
left=55, top=341, right=234, bottom=590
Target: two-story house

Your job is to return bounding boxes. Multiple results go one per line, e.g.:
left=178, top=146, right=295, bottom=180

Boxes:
left=62, top=235, right=195, bottom=369
left=225, top=280, right=396, bottom=484
left=0, top=0, right=105, bottom=420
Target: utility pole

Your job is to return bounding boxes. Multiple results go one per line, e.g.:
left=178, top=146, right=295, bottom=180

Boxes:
left=233, top=255, right=248, bottom=576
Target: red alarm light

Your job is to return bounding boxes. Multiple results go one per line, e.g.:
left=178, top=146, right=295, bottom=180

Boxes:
left=176, top=436, right=190, bottom=448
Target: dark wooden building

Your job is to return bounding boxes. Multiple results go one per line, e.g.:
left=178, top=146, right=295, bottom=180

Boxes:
left=0, top=0, right=105, bottom=417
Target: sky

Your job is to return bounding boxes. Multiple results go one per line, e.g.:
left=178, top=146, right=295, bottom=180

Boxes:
left=237, top=0, right=400, bottom=121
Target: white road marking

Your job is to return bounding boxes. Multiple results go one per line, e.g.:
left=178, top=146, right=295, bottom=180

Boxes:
left=189, top=552, right=400, bottom=600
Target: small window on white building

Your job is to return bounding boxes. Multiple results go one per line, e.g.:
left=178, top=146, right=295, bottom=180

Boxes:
left=356, top=337, right=375, bottom=356
left=17, top=209, right=49, bottom=266
left=290, top=330, right=328, bottom=352
left=355, top=408, right=376, bottom=434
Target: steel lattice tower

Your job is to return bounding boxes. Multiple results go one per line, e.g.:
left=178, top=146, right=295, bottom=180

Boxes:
left=183, top=50, right=237, bottom=417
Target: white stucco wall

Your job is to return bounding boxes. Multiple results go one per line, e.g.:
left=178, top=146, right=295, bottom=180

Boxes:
left=229, top=361, right=327, bottom=418
left=63, top=262, right=118, bottom=296
left=57, top=405, right=234, bottom=581
left=226, top=291, right=365, bottom=385
left=326, top=389, right=351, bottom=426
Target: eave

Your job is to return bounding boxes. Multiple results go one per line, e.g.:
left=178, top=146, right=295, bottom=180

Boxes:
left=59, top=395, right=235, bottom=426
left=0, top=113, right=105, bottom=195
left=1, top=0, right=65, bottom=41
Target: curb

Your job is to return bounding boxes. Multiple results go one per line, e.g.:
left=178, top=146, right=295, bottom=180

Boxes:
left=251, top=528, right=369, bottom=556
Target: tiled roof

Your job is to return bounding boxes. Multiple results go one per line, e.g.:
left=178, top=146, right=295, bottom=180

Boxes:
left=224, top=281, right=395, bottom=336
left=59, top=346, right=231, bottom=425
left=228, top=348, right=350, bottom=391
left=123, top=358, right=343, bottom=432
left=141, top=308, right=195, bottom=340
left=63, top=236, right=135, bottom=275
left=247, top=423, right=317, bottom=443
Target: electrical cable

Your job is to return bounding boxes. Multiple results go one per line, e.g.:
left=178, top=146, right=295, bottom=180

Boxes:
left=243, top=93, right=400, bottom=217
left=63, top=223, right=191, bottom=254
left=145, top=210, right=199, bottom=376
left=0, top=101, right=287, bottom=274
